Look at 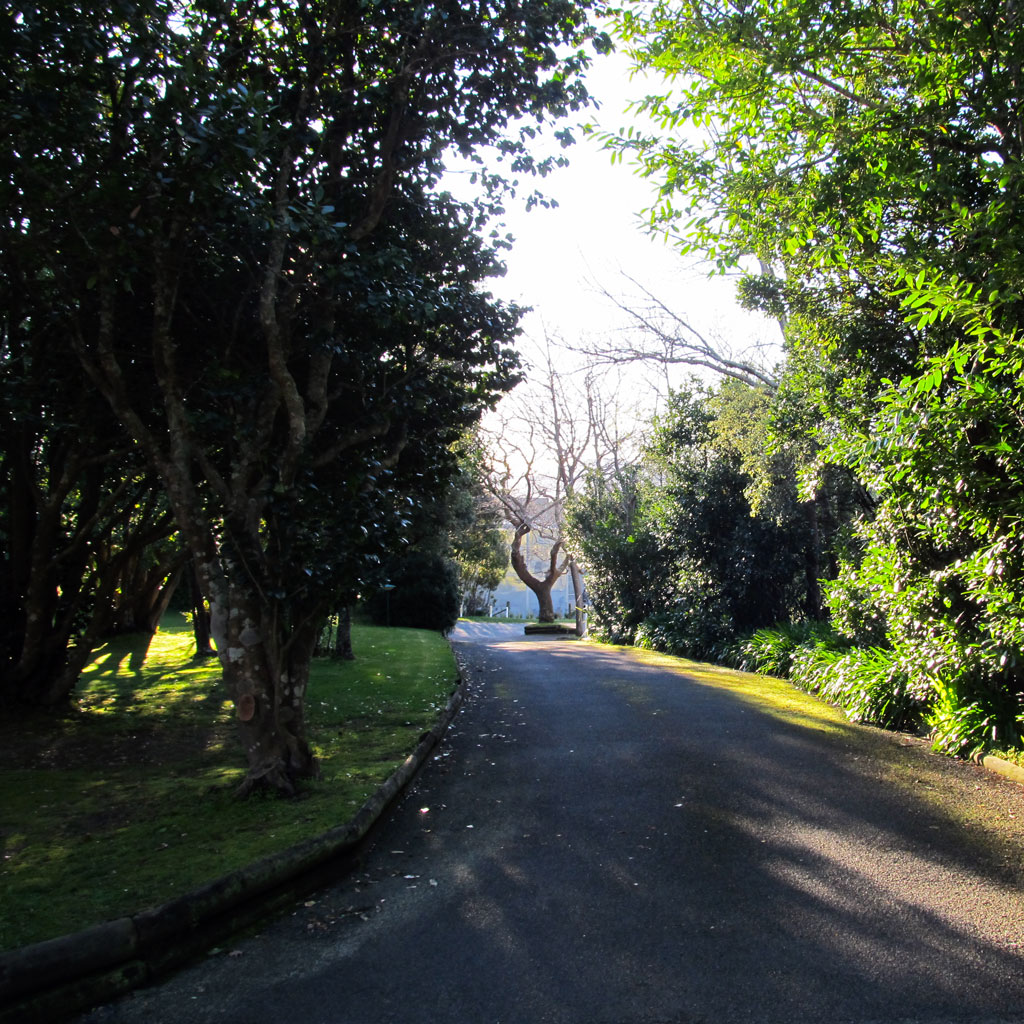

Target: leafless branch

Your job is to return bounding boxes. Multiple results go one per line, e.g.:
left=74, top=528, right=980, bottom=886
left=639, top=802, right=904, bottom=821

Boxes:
left=572, top=271, right=780, bottom=390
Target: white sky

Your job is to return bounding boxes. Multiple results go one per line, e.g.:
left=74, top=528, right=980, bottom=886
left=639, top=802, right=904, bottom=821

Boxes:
left=457, top=48, right=784, bottom=386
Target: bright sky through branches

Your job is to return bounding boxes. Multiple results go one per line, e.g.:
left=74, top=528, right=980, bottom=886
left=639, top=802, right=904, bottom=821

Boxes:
left=466, top=48, right=784, bottom=383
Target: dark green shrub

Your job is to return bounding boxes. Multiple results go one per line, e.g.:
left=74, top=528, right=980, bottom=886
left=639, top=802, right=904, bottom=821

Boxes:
left=634, top=583, right=736, bottom=662
left=728, top=621, right=845, bottom=677
left=365, top=552, right=460, bottom=633
left=565, top=467, right=672, bottom=647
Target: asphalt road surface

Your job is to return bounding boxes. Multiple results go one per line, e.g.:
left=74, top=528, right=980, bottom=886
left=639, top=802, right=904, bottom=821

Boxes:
left=82, top=623, right=1024, bottom=1024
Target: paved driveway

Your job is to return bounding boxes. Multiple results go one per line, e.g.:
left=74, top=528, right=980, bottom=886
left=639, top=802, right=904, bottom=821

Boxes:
left=83, top=624, right=1024, bottom=1023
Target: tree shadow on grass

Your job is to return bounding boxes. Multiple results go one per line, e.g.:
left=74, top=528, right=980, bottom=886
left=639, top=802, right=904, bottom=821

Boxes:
left=2, top=629, right=227, bottom=774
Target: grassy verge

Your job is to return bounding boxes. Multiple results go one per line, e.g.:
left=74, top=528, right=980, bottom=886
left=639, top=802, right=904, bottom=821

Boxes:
left=618, top=643, right=855, bottom=738
left=0, top=614, right=457, bottom=951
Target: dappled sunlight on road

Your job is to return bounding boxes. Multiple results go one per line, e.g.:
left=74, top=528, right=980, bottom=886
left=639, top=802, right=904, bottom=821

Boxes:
left=406, top=752, right=1024, bottom=1021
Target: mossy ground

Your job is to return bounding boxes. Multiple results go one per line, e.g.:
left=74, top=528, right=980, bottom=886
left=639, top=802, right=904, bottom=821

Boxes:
left=0, top=614, right=456, bottom=951
left=620, top=644, right=853, bottom=734
left=610, top=641, right=1024, bottom=874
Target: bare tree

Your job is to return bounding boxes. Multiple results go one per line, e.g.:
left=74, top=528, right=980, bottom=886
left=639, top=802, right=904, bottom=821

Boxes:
left=485, top=338, right=637, bottom=632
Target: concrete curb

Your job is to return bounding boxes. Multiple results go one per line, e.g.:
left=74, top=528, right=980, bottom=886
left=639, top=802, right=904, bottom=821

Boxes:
left=0, top=679, right=465, bottom=1024
left=980, top=753, right=1024, bottom=787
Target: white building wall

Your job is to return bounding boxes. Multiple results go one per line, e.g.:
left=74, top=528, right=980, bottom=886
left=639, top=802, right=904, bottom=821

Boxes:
left=485, top=533, right=575, bottom=618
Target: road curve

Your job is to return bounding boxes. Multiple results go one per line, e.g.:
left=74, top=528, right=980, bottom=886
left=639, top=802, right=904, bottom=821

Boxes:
left=82, top=623, right=1024, bottom=1024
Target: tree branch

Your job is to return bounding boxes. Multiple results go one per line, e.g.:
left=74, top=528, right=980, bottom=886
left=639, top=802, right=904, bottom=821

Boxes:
left=573, top=272, right=779, bottom=390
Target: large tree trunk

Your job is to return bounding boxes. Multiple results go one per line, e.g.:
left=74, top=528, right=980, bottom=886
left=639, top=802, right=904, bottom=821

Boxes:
left=568, top=558, right=587, bottom=637
left=13, top=547, right=135, bottom=707
left=532, top=585, right=557, bottom=623
left=185, top=557, right=215, bottom=659
left=3, top=453, right=98, bottom=707
left=205, top=570, right=320, bottom=797
left=509, top=526, right=563, bottom=623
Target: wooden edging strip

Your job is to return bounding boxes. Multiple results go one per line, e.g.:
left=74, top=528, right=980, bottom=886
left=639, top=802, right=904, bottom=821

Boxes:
left=0, top=681, right=464, bottom=1023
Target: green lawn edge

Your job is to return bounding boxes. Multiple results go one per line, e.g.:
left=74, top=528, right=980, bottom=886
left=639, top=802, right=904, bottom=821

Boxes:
left=0, top=616, right=457, bottom=951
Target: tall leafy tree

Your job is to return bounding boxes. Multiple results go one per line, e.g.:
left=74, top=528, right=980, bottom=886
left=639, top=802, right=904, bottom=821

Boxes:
left=564, top=464, right=668, bottom=644
left=567, top=384, right=809, bottom=652
left=646, top=385, right=807, bottom=654
left=608, top=0, right=1024, bottom=751
left=4, top=0, right=607, bottom=793
left=0, top=213, right=181, bottom=705
left=363, top=438, right=507, bottom=632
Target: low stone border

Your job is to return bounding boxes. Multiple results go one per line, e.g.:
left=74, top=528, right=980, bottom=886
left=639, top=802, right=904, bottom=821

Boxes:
left=979, top=753, right=1024, bottom=787
left=523, top=623, right=577, bottom=636
left=0, top=680, right=465, bottom=1024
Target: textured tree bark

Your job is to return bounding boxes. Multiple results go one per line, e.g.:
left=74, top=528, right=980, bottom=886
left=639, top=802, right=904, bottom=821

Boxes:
left=334, top=606, right=355, bottom=661
left=509, top=526, right=562, bottom=623
left=568, top=558, right=587, bottom=637
left=205, top=572, right=320, bottom=797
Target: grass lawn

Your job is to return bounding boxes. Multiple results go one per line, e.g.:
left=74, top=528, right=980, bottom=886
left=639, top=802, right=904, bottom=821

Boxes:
left=0, top=614, right=457, bottom=951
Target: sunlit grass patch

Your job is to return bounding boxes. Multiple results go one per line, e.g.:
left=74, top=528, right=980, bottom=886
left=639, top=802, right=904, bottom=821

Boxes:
left=603, top=641, right=853, bottom=737
left=0, top=620, right=456, bottom=950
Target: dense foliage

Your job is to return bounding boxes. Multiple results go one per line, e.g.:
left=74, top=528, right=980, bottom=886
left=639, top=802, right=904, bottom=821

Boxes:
left=596, top=0, right=1024, bottom=756
left=363, top=441, right=504, bottom=633
left=567, top=383, right=816, bottom=656
left=564, top=465, right=668, bottom=644
left=1, top=0, right=608, bottom=792
left=365, top=552, right=461, bottom=633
